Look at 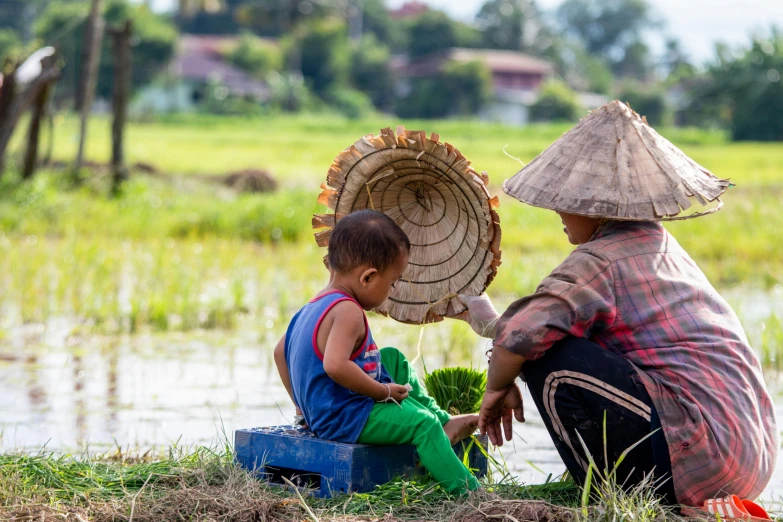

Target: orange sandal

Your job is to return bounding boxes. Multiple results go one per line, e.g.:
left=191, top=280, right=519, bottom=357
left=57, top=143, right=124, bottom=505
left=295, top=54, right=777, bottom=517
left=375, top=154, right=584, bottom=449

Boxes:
left=703, top=495, right=771, bottom=521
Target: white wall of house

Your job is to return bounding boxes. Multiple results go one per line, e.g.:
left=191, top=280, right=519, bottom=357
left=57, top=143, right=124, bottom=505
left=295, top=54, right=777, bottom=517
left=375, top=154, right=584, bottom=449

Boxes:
left=479, top=100, right=531, bottom=126
left=132, top=81, right=198, bottom=115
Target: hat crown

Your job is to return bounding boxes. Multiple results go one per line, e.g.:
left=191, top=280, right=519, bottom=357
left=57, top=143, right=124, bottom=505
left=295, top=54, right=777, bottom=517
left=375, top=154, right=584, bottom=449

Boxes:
left=315, top=126, right=501, bottom=324
left=503, top=100, right=729, bottom=220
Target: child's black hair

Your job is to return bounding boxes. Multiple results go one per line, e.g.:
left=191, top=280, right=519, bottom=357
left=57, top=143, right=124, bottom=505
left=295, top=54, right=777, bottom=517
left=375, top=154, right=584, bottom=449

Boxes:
left=327, top=210, right=410, bottom=273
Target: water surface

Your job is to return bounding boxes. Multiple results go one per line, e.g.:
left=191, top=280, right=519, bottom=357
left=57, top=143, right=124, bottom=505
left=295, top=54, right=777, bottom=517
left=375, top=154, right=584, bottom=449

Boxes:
left=2, top=308, right=782, bottom=505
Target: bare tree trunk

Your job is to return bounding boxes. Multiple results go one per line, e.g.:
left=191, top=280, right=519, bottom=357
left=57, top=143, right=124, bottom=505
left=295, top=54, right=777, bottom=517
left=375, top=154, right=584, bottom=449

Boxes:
left=0, top=60, right=17, bottom=176
left=22, top=83, right=51, bottom=179
left=110, top=20, right=132, bottom=195
left=74, top=0, right=104, bottom=176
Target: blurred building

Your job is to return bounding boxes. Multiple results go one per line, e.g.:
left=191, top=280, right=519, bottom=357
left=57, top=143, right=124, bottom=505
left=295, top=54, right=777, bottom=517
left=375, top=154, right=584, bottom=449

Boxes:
left=395, top=48, right=555, bottom=125
left=395, top=48, right=607, bottom=125
left=133, top=35, right=270, bottom=114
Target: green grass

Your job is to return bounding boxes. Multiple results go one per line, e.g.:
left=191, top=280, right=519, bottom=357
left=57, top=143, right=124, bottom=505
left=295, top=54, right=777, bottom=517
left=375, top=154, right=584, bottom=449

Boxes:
left=1, top=113, right=782, bottom=340
left=0, top=445, right=583, bottom=521
left=19, top=112, right=783, bottom=188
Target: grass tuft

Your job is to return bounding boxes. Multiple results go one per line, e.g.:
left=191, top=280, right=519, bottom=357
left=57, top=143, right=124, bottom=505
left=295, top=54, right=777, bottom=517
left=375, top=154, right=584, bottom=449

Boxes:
left=0, top=446, right=583, bottom=522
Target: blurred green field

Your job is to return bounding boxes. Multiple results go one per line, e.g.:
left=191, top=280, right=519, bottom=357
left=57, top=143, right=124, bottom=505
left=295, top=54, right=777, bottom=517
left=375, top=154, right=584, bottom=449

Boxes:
left=39, top=113, right=783, bottom=188
left=1, top=113, right=782, bottom=337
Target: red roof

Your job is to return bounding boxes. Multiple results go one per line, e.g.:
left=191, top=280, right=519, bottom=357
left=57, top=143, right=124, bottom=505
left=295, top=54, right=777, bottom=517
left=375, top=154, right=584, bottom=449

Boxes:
left=170, top=35, right=270, bottom=99
left=396, top=48, right=555, bottom=77
left=389, top=1, right=428, bottom=19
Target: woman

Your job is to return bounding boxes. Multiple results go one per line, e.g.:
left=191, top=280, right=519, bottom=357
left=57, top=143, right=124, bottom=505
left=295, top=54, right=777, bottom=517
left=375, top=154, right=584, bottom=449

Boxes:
left=457, top=101, right=777, bottom=507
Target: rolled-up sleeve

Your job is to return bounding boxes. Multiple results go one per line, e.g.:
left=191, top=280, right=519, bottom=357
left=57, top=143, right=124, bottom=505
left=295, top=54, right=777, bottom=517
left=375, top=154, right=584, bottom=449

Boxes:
left=494, top=248, right=617, bottom=360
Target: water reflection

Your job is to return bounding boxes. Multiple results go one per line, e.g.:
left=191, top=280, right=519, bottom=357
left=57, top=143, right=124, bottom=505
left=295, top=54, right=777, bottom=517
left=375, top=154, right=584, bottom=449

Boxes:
left=1, top=310, right=782, bottom=502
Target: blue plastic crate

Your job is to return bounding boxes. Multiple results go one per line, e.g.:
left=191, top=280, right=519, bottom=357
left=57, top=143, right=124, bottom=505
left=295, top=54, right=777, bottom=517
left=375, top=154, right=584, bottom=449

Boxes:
left=235, top=425, right=488, bottom=497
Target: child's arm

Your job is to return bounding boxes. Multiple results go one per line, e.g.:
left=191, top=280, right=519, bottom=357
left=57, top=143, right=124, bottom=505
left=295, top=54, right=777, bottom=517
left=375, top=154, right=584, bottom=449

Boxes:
left=273, top=333, right=297, bottom=407
left=322, top=302, right=409, bottom=402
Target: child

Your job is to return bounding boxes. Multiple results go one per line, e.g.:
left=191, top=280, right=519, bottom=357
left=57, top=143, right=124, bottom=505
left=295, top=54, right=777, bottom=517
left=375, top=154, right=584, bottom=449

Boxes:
left=273, top=209, right=480, bottom=495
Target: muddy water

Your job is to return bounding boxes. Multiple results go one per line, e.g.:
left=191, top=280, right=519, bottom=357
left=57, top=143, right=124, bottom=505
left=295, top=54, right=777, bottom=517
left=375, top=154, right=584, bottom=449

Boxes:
left=1, top=299, right=782, bottom=504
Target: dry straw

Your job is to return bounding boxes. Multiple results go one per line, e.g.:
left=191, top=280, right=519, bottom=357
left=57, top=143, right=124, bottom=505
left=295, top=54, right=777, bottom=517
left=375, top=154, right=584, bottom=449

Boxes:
left=314, top=126, right=502, bottom=324
left=503, top=100, right=731, bottom=221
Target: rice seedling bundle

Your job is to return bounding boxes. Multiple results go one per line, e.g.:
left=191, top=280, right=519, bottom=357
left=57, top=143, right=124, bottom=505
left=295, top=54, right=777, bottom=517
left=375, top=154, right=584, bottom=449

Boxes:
left=423, top=367, right=487, bottom=415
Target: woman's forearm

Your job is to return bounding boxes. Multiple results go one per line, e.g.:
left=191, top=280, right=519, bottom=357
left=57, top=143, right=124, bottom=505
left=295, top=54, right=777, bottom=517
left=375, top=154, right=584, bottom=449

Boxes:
left=487, top=344, right=526, bottom=391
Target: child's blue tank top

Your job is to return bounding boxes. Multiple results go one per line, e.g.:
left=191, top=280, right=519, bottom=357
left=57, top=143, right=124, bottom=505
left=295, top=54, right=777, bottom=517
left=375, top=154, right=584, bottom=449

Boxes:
left=285, top=290, right=392, bottom=443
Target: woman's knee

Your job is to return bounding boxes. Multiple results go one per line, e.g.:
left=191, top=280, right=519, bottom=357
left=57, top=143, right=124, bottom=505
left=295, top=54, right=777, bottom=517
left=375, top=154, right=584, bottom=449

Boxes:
left=522, top=337, right=626, bottom=388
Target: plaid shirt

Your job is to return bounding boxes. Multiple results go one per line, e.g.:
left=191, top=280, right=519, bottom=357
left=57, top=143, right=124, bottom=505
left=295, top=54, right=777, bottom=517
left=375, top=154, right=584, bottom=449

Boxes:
left=495, top=221, right=778, bottom=506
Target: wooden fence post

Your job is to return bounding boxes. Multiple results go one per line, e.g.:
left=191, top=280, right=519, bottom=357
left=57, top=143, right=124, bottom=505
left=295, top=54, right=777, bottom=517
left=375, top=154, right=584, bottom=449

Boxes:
left=74, top=0, right=104, bottom=175
left=110, top=20, right=132, bottom=194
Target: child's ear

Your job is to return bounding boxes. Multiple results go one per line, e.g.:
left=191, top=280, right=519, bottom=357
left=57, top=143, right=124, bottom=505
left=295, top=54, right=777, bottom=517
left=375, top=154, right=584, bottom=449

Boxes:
left=359, top=268, right=377, bottom=287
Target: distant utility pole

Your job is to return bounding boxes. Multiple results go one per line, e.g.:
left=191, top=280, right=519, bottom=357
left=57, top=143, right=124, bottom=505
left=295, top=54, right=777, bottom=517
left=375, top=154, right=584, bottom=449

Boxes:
left=348, top=0, right=363, bottom=43
left=74, top=0, right=104, bottom=175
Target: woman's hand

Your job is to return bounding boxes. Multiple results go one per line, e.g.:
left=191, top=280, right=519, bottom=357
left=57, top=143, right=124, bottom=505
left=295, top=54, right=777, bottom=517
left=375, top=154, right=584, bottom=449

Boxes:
left=455, top=293, right=501, bottom=338
left=478, top=383, right=524, bottom=447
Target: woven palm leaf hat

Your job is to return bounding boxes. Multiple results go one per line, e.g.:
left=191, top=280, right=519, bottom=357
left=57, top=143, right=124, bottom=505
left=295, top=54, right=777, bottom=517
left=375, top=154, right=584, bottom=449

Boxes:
left=313, top=126, right=502, bottom=324
left=503, top=100, right=730, bottom=220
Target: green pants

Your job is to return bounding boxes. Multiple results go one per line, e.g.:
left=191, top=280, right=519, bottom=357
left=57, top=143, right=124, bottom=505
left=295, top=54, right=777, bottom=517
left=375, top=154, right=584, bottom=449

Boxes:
left=357, top=347, right=480, bottom=495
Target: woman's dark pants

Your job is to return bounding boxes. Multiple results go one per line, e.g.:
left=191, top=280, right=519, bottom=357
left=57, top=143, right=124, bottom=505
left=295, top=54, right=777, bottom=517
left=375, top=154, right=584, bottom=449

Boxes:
left=521, top=337, right=677, bottom=504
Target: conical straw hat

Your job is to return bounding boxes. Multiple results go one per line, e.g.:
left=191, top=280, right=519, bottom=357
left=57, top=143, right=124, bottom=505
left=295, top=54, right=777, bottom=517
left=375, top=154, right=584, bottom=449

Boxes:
left=313, top=126, right=502, bottom=324
left=503, top=100, right=730, bottom=220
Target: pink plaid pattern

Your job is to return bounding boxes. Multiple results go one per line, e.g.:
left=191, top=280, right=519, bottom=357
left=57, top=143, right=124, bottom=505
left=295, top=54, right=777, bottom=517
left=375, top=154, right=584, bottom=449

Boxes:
left=495, top=221, right=778, bottom=506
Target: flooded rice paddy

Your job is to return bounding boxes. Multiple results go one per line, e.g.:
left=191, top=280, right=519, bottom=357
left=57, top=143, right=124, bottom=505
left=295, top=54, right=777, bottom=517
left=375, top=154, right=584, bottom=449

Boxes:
left=2, top=290, right=783, bottom=503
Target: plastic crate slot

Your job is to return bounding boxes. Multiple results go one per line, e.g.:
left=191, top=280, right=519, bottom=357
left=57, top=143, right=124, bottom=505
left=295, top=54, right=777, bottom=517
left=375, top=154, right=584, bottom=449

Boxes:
left=265, top=465, right=323, bottom=490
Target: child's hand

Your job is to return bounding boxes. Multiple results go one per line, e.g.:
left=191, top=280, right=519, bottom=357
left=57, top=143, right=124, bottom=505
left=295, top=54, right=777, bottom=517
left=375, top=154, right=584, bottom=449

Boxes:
left=386, top=383, right=410, bottom=402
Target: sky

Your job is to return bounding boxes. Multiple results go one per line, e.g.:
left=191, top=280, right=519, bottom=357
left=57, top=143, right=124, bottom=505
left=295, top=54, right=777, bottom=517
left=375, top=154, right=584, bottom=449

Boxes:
left=151, top=0, right=783, bottom=64
left=386, top=0, right=783, bottom=63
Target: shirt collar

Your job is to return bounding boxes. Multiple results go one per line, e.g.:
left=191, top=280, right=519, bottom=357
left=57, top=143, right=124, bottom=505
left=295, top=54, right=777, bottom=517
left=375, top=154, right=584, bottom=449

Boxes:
left=588, top=220, right=662, bottom=242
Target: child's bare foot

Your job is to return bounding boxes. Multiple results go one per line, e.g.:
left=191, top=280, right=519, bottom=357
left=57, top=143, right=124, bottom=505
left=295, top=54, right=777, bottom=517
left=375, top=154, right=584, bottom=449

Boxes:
left=444, top=414, right=479, bottom=445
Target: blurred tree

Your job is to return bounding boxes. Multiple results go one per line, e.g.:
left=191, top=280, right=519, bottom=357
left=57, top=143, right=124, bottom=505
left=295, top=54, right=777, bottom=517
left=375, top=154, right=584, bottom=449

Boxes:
left=362, top=0, right=406, bottom=49
left=704, top=30, right=783, bottom=141
left=397, top=59, right=492, bottom=118
left=406, top=11, right=459, bottom=58
left=555, top=40, right=614, bottom=94
left=349, top=34, right=393, bottom=110
left=285, top=17, right=349, bottom=96
left=224, top=32, right=282, bottom=79
left=36, top=0, right=177, bottom=103
left=557, top=0, right=657, bottom=56
left=441, top=60, right=492, bottom=114
left=234, top=0, right=331, bottom=37
left=0, top=0, right=41, bottom=42
left=324, top=85, right=374, bottom=119
left=177, top=0, right=223, bottom=19
left=557, top=0, right=660, bottom=78
left=177, top=0, right=238, bottom=34
left=475, top=0, right=549, bottom=53
left=266, top=70, right=317, bottom=112
left=663, top=37, right=695, bottom=83
left=616, top=81, right=668, bottom=125
left=614, top=39, right=651, bottom=78
left=529, top=79, right=583, bottom=121
left=0, top=29, right=22, bottom=62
